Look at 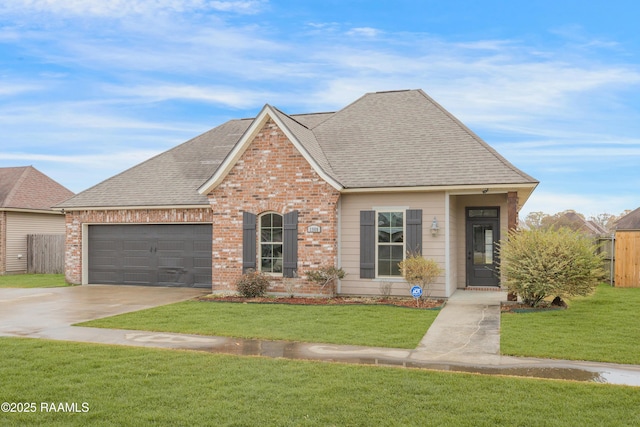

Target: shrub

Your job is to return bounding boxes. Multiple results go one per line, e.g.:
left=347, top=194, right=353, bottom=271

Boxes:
left=236, top=269, right=270, bottom=298
left=498, top=227, right=606, bottom=307
left=306, top=266, right=346, bottom=296
left=398, top=253, right=443, bottom=298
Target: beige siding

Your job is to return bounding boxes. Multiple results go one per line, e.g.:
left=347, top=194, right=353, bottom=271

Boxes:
left=339, top=192, right=447, bottom=298
left=452, top=193, right=508, bottom=288
left=5, top=212, right=66, bottom=273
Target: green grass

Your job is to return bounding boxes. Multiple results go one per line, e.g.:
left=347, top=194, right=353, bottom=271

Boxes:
left=502, top=284, right=640, bottom=364
left=0, top=274, right=69, bottom=288
left=78, top=301, right=439, bottom=348
left=0, top=338, right=638, bottom=426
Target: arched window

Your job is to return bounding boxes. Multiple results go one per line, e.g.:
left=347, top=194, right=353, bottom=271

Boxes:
left=260, top=212, right=283, bottom=273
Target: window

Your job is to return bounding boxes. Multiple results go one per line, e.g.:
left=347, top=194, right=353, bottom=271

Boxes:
left=260, top=213, right=283, bottom=274
left=377, top=211, right=404, bottom=276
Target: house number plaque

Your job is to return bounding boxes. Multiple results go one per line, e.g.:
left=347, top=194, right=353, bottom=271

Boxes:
left=307, top=225, right=321, bottom=233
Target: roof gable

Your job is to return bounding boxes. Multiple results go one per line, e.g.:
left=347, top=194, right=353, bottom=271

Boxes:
left=198, top=105, right=343, bottom=195
left=0, top=166, right=74, bottom=211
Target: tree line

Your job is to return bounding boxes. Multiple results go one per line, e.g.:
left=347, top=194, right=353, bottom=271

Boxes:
left=521, top=209, right=632, bottom=234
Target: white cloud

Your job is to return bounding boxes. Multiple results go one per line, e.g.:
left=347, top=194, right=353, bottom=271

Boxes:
left=0, top=0, right=265, bottom=17
left=347, top=27, right=381, bottom=38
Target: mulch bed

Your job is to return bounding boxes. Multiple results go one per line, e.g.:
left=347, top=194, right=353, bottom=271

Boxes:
left=197, top=295, right=445, bottom=309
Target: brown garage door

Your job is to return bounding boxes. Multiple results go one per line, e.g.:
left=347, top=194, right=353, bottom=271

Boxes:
left=88, top=224, right=212, bottom=288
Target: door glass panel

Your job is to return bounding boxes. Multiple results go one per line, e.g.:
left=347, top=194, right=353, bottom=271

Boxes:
left=473, top=224, right=494, bottom=265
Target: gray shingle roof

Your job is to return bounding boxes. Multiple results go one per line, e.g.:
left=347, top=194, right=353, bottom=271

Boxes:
left=615, top=207, right=640, bottom=230
left=0, top=166, right=74, bottom=211
left=59, top=89, right=537, bottom=209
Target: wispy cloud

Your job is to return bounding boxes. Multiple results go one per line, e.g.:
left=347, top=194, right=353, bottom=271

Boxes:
left=0, top=0, right=266, bottom=17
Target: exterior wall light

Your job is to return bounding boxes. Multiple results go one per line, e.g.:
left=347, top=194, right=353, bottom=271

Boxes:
left=431, top=217, right=439, bottom=237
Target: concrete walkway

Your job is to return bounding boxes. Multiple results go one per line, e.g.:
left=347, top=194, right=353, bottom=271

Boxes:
left=2, top=286, right=640, bottom=386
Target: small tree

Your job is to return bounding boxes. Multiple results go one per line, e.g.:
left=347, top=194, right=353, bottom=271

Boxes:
left=306, top=266, right=346, bottom=296
left=498, top=227, right=606, bottom=307
left=398, top=253, right=443, bottom=299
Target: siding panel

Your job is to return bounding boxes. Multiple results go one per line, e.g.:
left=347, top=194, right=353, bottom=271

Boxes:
left=6, top=212, right=65, bottom=273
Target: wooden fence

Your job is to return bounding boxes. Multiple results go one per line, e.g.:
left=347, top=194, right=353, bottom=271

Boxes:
left=613, top=231, right=640, bottom=288
left=27, top=234, right=65, bottom=274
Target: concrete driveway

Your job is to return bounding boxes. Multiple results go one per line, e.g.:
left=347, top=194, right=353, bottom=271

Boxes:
left=0, top=285, right=207, bottom=338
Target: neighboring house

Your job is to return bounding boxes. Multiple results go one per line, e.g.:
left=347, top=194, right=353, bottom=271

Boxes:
left=548, top=210, right=608, bottom=235
left=0, top=166, right=74, bottom=274
left=613, top=207, right=640, bottom=288
left=57, top=89, right=538, bottom=297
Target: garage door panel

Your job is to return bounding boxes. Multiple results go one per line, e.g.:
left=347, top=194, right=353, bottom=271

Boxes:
left=88, top=224, right=212, bottom=287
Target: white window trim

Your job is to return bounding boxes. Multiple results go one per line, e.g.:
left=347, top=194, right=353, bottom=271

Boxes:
left=374, top=209, right=406, bottom=279
left=258, top=212, right=284, bottom=276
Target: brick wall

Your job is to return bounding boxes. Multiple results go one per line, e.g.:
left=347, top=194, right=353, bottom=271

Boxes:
left=207, top=118, right=341, bottom=295
left=64, top=208, right=213, bottom=284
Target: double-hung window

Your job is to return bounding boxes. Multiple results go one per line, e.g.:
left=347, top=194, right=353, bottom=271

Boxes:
left=260, top=213, right=283, bottom=274
left=377, top=211, right=404, bottom=277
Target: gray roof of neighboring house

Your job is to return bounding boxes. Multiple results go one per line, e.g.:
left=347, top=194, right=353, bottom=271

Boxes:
left=58, top=89, right=538, bottom=209
left=615, top=207, right=640, bottom=230
left=0, top=166, right=74, bottom=211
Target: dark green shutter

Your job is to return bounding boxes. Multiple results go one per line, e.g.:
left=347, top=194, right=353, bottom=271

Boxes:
left=283, top=211, right=298, bottom=278
left=242, top=212, right=256, bottom=273
left=360, top=210, right=376, bottom=278
left=406, top=209, right=423, bottom=256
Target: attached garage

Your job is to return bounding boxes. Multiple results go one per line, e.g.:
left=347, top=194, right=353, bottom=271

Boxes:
left=88, top=224, right=212, bottom=288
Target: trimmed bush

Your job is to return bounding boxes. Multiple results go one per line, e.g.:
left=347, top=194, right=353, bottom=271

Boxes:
left=398, top=253, right=443, bottom=298
left=498, top=227, right=606, bottom=307
left=236, top=269, right=270, bottom=298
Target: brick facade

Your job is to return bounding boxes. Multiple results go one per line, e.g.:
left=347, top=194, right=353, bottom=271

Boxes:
left=64, top=208, right=213, bottom=284
left=207, top=118, right=341, bottom=295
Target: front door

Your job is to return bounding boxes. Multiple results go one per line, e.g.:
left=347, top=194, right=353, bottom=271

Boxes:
left=466, top=207, right=500, bottom=287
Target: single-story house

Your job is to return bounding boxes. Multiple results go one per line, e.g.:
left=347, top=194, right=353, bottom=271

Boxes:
left=0, top=166, right=74, bottom=274
left=57, top=89, right=538, bottom=297
left=614, top=207, right=640, bottom=287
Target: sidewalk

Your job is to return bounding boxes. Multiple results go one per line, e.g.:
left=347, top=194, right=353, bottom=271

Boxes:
left=2, top=286, right=640, bottom=386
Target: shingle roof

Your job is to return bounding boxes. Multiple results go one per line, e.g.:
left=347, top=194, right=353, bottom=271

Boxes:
left=59, top=89, right=537, bottom=209
left=0, top=166, right=74, bottom=211
left=615, top=207, right=640, bottom=230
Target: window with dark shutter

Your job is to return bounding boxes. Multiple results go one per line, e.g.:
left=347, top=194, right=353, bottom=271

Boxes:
left=282, top=211, right=298, bottom=278
left=406, top=209, right=423, bottom=256
left=242, top=211, right=257, bottom=273
left=360, top=210, right=376, bottom=278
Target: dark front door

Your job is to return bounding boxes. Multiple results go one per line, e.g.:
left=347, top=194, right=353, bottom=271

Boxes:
left=466, top=207, right=500, bottom=287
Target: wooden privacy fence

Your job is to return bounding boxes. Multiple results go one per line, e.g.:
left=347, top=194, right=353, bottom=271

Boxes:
left=27, top=234, right=65, bottom=274
left=614, top=231, right=640, bottom=288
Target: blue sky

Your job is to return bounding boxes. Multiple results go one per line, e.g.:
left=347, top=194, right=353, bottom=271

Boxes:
left=1, top=0, right=639, bottom=218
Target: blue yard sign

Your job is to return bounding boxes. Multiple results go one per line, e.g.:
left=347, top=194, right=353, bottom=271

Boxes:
left=410, top=285, right=423, bottom=299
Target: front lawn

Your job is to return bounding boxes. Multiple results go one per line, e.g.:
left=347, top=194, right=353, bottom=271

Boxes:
left=502, top=285, right=640, bottom=364
left=78, top=301, right=439, bottom=348
left=1, top=338, right=638, bottom=426
left=0, top=274, right=69, bottom=288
